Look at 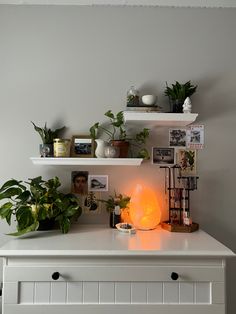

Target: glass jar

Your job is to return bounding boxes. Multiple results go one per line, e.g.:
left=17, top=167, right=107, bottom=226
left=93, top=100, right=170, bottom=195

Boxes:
left=53, top=139, right=71, bottom=157
left=127, top=86, right=140, bottom=107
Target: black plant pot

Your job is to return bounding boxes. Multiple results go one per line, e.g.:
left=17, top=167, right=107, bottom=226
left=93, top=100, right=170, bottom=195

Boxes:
left=38, top=218, right=56, bottom=231
left=109, top=212, right=121, bottom=228
left=170, top=99, right=184, bottom=113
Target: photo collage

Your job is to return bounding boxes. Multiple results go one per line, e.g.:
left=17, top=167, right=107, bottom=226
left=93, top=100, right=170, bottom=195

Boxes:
left=152, top=125, right=204, bottom=175
left=71, top=171, right=108, bottom=214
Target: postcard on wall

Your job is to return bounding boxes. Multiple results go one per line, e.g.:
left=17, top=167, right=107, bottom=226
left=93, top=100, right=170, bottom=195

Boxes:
left=176, top=149, right=197, bottom=175
left=88, top=175, right=108, bottom=192
left=186, top=125, right=204, bottom=149
left=169, top=128, right=186, bottom=148
left=152, top=147, right=175, bottom=165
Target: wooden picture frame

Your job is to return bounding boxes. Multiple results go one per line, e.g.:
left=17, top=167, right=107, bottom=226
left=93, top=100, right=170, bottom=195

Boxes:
left=71, top=135, right=95, bottom=158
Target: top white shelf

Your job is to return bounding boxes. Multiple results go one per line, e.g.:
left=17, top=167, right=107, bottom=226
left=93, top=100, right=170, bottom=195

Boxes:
left=1, top=1, right=236, bottom=8
left=30, top=157, right=143, bottom=166
left=123, top=112, right=198, bottom=127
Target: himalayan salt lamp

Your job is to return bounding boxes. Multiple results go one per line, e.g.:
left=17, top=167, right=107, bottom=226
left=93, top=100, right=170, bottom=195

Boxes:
left=129, top=184, right=161, bottom=230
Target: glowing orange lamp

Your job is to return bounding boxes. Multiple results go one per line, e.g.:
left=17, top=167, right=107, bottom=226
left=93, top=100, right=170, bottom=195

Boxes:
left=129, top=184, right=161, bottom=230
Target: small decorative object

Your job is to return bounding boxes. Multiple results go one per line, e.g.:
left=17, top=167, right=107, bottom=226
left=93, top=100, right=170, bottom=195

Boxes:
left=71, top=135, right=95, bottom=158
left=182, top=97, right=192, bottom=113
left=152, top=147, right=175, bottom=165
left=186, top=124, right=204, bottom=149
left=129, top=184, right=161, bottom=230
left=95, top=139, right=107, bottom=158
left=141, top=95, right=157, bottom=106
left=164, top=81, right=197, bottom=113
left=31, top=121, right=65, bottom=157
left=90, top=110, right=150, bottom=159
left=53, top=138, right=71, bottom=157
left=104, top=143, right=119, bottom=158
left=88, top=175, right=108, bottom=192
left=127, top=86, right=140, bottom=107
left=0, top=176, right=81, bottom=236
left=160, top=165, right=199, bottom=232
left=169, top=128, right=187, bottom=148
left=116, top=223, right=136, bottom=234
left=99, top=192, right=131, bottom=228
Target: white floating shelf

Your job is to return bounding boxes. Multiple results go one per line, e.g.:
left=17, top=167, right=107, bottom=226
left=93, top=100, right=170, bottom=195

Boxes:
left=123, top=112, right=198, bottom=127
left=1, top=1, right=235, bottom=8
left=30, top=157, right=143, bottom=166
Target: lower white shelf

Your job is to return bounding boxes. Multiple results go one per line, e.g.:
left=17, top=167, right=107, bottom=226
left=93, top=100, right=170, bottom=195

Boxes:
left=30, top=157, right=143, bottom=166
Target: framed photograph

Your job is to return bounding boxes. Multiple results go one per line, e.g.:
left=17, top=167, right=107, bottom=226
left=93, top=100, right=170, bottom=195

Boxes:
left=176, top=149, right=197, bottom=175
left=88, top=175, right=108, bottom=192
left=71, top=135, right=95, bottom=157
left=152, top=147, right=175, bottom=165
left=169, top=128, right=186, bottom=148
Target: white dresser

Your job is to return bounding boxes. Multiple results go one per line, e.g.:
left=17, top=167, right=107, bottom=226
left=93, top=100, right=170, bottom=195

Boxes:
left=0, top=225, right=234, bottom=314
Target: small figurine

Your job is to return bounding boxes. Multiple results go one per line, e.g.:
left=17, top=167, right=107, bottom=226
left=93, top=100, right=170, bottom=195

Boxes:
left=182, top=97, right=192, bottom=113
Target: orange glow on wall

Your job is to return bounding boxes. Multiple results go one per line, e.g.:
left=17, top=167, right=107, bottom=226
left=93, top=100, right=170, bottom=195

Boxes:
left=129, top=184, right=161, bottom=230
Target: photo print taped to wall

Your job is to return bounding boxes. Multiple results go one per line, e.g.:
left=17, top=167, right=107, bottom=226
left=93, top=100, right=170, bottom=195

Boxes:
left=186, top=125, right=204, bottom=149
left=71, top=171, right=101, bottom=215
left=169, top=128, right=186, bottom=148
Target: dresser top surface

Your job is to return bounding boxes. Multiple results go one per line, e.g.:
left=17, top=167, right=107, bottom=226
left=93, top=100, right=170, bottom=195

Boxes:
left=0, top=224, right=234, bottom=257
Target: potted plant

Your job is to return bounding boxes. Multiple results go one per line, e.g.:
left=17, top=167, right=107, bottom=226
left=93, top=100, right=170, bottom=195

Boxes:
left=31, top=121, right=66, bottom=157
left=89, top=110, right=150, bottom=159
left=164, top=81, right=197, bottom=113
left=99, top=192, right=131, bottom=228
left=0, top=176, right=81, bottom=236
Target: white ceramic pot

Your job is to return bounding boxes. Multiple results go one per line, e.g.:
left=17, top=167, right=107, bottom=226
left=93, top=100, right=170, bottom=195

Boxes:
left=141, top=95, right=157, bottom=106
left=95, top=139, right=107, bottom=158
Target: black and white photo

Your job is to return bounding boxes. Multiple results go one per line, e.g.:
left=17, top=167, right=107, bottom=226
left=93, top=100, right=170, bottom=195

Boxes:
left=169, top=128, right=186, bottom=148
left=88, top=175, right=108, bottom=192
left=152, top=147, right=175, bottom=165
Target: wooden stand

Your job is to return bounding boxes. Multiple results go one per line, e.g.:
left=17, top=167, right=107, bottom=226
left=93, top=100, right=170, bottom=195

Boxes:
left=161, top=221, right=199, bottom=233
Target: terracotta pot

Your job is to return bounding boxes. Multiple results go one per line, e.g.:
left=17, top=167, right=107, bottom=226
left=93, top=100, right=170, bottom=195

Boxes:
left=111, top=140, right=129, bottom=158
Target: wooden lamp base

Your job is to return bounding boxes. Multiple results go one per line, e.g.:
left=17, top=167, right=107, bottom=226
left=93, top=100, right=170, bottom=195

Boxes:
left=161, top=221, right=199, bottom=233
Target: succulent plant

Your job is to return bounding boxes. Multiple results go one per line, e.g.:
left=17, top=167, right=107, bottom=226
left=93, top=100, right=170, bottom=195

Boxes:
left=164, top=81, right=197, bottom=102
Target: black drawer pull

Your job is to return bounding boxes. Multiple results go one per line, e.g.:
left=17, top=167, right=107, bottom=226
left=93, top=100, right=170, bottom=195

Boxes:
left=171, top=272, right=179, bottom=281
left=52, top=272, right=60, bottom=280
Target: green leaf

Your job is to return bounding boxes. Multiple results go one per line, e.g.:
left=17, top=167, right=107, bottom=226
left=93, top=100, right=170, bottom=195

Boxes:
left=0, top=179, right=21, bottom=192
left=137, top=148, right=150, bottom=160
left=16, top=190, right=31, bottom=203
left=104, top=110, right=114, bottom=119
left=89, top=123, right=99, bottom=139
left=58, top=216, right=71, bottom=234
left=0, top=187, right=23, bottom=200
left=0, top=202, right=13, bottom=219
left=16, top=206, right=34, bottom=230
left=37, top=205, right=48, bottom=220
left=7, top=221, right=39, bottom=236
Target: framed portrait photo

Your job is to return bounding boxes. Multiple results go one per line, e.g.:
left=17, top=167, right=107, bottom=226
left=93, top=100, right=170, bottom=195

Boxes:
left=152, top=147, right=175, bottom=165
left=71, top=135, right=95, bottom=158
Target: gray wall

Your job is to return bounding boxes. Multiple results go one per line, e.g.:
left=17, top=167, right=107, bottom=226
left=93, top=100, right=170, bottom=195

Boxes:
left=0, top=5, right=235, bottom=313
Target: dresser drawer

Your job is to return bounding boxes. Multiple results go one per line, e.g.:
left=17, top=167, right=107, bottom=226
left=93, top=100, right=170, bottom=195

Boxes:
left=4, top=264, right=224, bottom=282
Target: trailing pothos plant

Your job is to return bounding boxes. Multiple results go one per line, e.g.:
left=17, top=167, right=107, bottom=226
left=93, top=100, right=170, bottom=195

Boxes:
left=90, top=110, right=150, bottom=159
left=0, top=176, right=81, bottom=236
